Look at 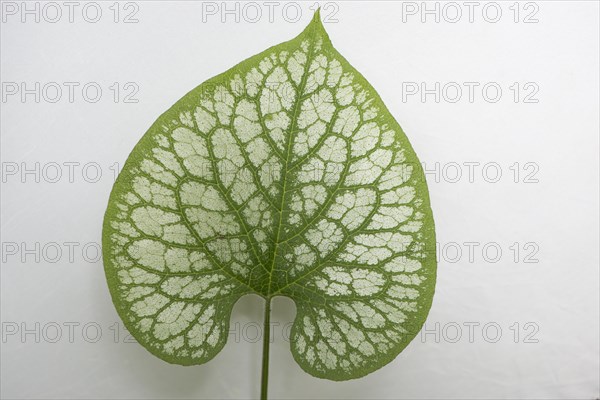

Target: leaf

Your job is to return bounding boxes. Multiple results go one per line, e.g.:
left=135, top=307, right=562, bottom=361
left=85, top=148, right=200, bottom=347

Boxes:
left=103, top=10, right=436, bottom=382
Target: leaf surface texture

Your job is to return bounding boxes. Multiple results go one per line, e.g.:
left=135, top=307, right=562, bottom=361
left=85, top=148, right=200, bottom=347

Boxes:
left=103, top=13, right=436, bottom=380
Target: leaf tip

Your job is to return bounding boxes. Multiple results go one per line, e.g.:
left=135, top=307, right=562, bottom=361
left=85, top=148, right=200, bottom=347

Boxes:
left=310, top=7, right=325, bottom=31
left=312, top=7, right=322, bottom=22
left=300, top=7, right=330, bottom=44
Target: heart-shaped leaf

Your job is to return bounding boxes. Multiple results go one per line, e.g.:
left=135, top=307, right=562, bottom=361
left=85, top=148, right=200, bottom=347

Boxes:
left=103, top=10, right=436, bottom=389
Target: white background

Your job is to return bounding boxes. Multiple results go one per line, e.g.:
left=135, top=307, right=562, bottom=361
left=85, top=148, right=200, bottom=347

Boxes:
left=1, top=1, right=599, bottom=399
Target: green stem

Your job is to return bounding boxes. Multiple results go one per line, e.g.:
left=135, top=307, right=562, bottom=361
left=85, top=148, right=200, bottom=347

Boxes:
left=260, top=297, right=272, bottom=400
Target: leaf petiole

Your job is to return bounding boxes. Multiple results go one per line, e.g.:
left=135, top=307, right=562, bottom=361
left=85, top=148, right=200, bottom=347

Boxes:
left=261, top=297, right=272, bottom=400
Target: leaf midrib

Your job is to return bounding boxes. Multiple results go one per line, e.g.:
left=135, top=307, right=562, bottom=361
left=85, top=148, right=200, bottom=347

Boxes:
left=266, top=26, right=319, bottom=297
